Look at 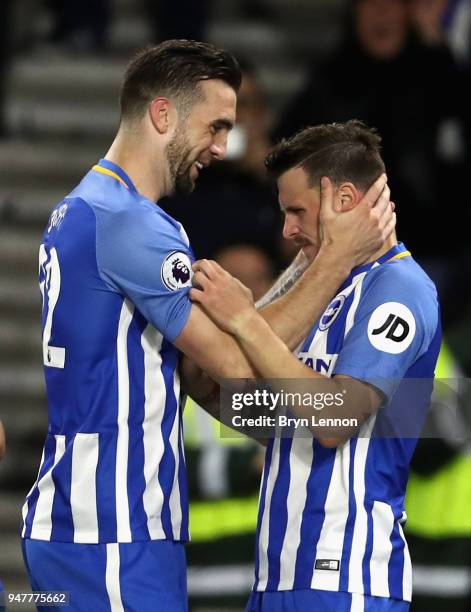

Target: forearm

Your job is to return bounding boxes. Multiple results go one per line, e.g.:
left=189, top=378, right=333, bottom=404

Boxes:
left=234, top=312, right=378, bottom=443
left=256, top=250, right=309, bottom=309
left=237, top=311, right=328, bottom=383
left=259, top=245, right=350, bottom=350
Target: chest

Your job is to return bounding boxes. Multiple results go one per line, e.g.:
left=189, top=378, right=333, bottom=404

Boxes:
left=297, top=274, right=366, bottom=375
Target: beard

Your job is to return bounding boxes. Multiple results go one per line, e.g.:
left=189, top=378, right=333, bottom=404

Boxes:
left=166, top=125, right=196, bottom=197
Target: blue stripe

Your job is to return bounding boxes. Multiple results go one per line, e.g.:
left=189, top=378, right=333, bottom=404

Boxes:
left=388, top=522, right=405, bottom=600
left=127, top=312, right=150, bottom=540
left=339, top=437, right=358, bottom=591
left=50, top=435, right=74, bottom=541
left=266, top=438, right=292, bottom=590
left=96, top=432, right=118, bottom=541
left=23, top=435, right=57, bottom=538
left=293, top=442, right=336, bottom=588
left=157, top=338, right=179, bottom=539
left=177, top=411, right=189, bottom=540
left=362, top=498, right=374, bottom=596
left=254, top=439, right=274, bottom=590
left=364, top=592, right=411, bottom=611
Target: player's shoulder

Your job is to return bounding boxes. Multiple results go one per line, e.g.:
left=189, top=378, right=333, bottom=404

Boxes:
left=363, top=253, right=438, bottom=307
left=74, top=182, right=184, bottom=243
left=359, top=253, right=440, bottom=342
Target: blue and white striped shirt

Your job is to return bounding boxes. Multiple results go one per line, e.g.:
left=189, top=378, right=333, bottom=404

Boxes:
left=254, top=244, right=441, bottom=602
left=22, top=160, right=193, bottom=544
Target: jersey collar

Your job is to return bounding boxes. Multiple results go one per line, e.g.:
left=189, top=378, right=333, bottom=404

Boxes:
left=92, top=159, right=138, bottom=193
left=343, top=243, right=411, bottom=286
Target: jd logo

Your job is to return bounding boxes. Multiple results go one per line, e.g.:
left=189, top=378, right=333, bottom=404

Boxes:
left=372, top=313, right=409, bottom=342
left=367, top=302, right=416, bottom=354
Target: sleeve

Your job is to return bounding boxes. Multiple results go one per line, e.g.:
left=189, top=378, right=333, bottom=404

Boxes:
left=95, top=204, right=193, bottom=342
left=333, top=265, right=439, bottom=400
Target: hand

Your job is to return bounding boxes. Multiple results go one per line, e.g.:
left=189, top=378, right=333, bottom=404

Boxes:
left=319, top=173, right=396, bottom=267
left=190, top=259, right=256, bottom=335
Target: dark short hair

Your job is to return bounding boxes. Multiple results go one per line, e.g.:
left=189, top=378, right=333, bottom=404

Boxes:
left=120, top=39, right=242, bottom=121
left=265, top=120, right=385, bottom=190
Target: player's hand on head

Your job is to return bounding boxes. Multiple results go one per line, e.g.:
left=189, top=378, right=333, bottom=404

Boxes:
left=190, top=260, right=255, bottom=334
left=319, top=173, right=396, bottom=267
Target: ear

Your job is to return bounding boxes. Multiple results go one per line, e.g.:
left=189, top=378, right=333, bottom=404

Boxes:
left=337, top=182, right=361, bottom=212
left=149, top=97, right=175, bottom=134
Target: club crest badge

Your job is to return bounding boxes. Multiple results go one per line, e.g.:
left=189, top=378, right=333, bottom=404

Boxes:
left=319, top=295, right=346, bottom=331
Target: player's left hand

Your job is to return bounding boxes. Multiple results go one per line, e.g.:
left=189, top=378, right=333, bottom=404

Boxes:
left=190, top=259, right=255, bottom=335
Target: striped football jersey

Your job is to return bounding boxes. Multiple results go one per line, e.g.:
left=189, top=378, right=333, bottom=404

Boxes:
left=254, top=244, right=441, bottom=602
left=22, top=160, right=193, bottom=544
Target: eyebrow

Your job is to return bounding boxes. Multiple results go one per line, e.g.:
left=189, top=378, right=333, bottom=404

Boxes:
left=281, top=204, right=303, bottom=213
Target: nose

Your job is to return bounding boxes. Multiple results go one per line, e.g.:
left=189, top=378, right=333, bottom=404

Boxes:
left=282, top=215, right=298, bottom=240
left=210, top=134, right=228, bottom=160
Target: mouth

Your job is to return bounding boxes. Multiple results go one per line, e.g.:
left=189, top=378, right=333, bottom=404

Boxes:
left=188, top=161, right=202, bottom=181
left=293, top=236, right=312, bottom=248
left=300, top=244, right=320, bottom=263
left=190, top=160, right=207, bottom=179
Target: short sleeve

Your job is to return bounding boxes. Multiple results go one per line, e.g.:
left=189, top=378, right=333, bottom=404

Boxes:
left=94, top=202, right=193, bottom=342
left=333, top=264, right=439, bottom=400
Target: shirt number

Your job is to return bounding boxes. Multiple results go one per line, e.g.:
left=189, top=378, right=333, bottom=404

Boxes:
left=39, top=245, right=65, bottom=368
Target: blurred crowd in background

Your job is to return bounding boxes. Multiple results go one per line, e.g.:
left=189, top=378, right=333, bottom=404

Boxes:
left=0, top=1, right=470, bottom=611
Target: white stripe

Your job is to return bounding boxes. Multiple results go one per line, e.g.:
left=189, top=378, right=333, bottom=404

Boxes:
left=350, top=592, right=364, bottom=612
left=398, top=522, right=412, bottom=601
left=30, top=435, right=66, bottom=540
left=70, top=433, right=99, bottom=543
left=311, top=441, right=351, bottom=591
left=304, top=280, right=362, bottom=592
left=105, top=543, right=124, bottom=612
left=335, top=274, right=373, bottom=595
left=347, top=416, right=376, bottom=593
left=115, top=299, right=134, bottom=542
left=169, top=370, right=183, bottom=539
left=344, top=273, right=367, bottom=335
left=22, top=447, right=46, bottom=537
left=278, top=434, right=313, bottom=589
left=369, top=501, right=393, bottom=597
left=141, top=325, right=166, bottom=539
left=256, top=436, right=281, bottom=591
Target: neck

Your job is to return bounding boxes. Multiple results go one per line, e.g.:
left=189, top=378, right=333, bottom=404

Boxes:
left=104, top=124, right=169, bottom=202
left=364, top=232, right=398, bottom=266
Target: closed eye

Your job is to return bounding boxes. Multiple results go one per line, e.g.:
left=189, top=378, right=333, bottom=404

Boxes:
left=284, top=207, right=304, bottom=215
left=210, top=119, right=234, bottom=134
